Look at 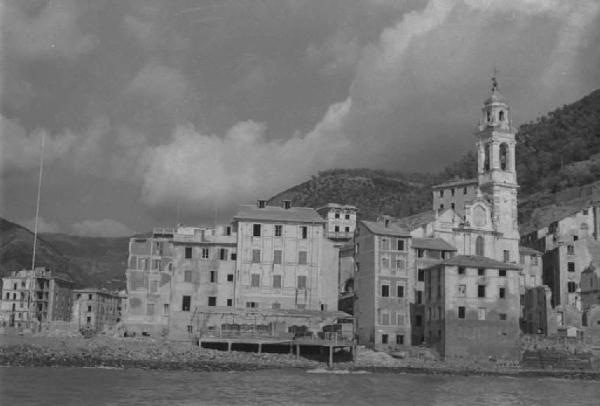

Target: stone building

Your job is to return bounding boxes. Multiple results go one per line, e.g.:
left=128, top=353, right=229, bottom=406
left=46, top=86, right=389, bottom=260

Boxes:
left=123, top=228, right=175, bottom=336
left=522, top=285, right=557, bottom=335
left=232, top=200, right=338, bottom=312
left=72, top=288, right=123, bottom=331
left=0, top=268, right=74, bottom=330
left=432, top=179, right=478, bottom=216
left=424, top=256, right=522, bottom=361
left=168, top=225, right=238, bottom=340
left=316, top=203, right=358, bottom=241
left=354, top=218, right=412, bottom=351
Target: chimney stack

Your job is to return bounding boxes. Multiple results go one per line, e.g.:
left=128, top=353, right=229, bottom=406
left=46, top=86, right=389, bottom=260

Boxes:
left=283, top=200, right=292, bottom=209
left=257, top=199, right=266, bottom=208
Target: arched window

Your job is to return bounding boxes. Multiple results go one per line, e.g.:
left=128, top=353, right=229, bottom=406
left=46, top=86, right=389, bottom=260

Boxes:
left=499, top=110, right=505, bottom=121
left=499, top=143, right=508, bottom=170
left=486, top=111, right=491, bottom=122
left=475, top=236, right=484, bottom=256
left=484, top=144, right=490, bottom=171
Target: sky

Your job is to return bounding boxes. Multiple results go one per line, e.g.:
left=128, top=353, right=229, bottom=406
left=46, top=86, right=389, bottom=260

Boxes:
left=1, top=0, right=599, bottom=237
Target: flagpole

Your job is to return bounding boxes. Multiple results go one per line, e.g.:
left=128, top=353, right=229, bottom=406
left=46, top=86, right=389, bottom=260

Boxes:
left=31, top=132, right=45, bottom=271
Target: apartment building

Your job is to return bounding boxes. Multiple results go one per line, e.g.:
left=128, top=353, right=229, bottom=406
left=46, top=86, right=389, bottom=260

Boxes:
left=316, top=203, right=358, bottom=241
left=0, top=268, right=74, bottom=330
left=232, top=200, right=338, bottom=312
left=424, top=256, right=521, bottom=361
left=72, top=289, right=123, bottom=331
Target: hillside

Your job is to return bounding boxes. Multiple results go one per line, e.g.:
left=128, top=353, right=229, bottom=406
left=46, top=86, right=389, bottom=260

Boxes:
left=0, top=218, right=92, bottom=287
left=40, top=233, right=129, bottom=290
left=269, top=89, right=600, bottom=228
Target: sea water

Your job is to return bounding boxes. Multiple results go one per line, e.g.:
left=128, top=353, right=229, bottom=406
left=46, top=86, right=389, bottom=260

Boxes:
left=1, top=366, right=599, bottom=405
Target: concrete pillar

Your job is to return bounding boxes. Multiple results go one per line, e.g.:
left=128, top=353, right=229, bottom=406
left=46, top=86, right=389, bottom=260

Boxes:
left=227, top=341, right=232, bottom=352
left=328, top=346, right=333, bottom=368
left=258, top=343, right=262, bottom=354
left=296, top=344, right=300, bottom=359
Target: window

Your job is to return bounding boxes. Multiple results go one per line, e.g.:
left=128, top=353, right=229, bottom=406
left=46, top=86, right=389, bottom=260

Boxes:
left=531, top=255, right=538, bottom=265
left=297, top=276, right=307, bottom=289
left=227, top=274, right=234, bottom=282
left=484, top=143, right=491, bottom=171
left=415, top=315, right=422, bottom=327
left=163, top=304, right=169, bottom=315
left=147, top=303, right=155, bottom=315
left=439, top=190, right=444, bottom=197
left=208, top=297, right=216, bottom=307
left=397, top=240, right=405, bottom=251
left=381, top=284, right=390, bottom=297
left=381, top=334, right=388, bottom=344
left=416, top=290, right=423, bottom=304
left=439, top=204, right=444, bottom=210
left=458, top=306, right=465, bottom=319
left=499, top=287, right=506, bottom=299
left=335, top=226, right=340, bottom=232
left=89, top=294, right=93, bottom=300
left=463, top=187, right=468, bottom=194
left=567, top=245, right=575, bottom=255
left=499, top=270, right=506, bottom=277
left=210, top=271, right=217, bottom=283
left=381, top=238, right=390, bottom=250
left=298, top=251, right=307, bottom=265
left=568, top=282, right=577, bottom=293
left=583, top=209, right=589, bottom=215
left=184, top=271, right=192, bottom=283
left=475, top=236, right=484, bottom=256
left=150, top=280, right=158, bottom=293
left=381, top=312, right=390, bottom=325
left=251, top=274, right=260, bottom=287
left=301, top=226, right=308, bottom=239
left=520, top=255, right=525, bottom=264
left=252, top=249, right=261, bottom=263
left=458, top=267, right=465, bottom=275
left=220, top=248, right=227, bottom=260
left=185, top=247, right=192, bottom=259
left=182, top=296, right=191, bottom=312
left=187, top=325, right=193, bottom=333
left=273, top=250, right=282, bottom=264
left=86, top=317, right=91, bottom=324
left=574, top=235, right=579, bottom=241
left=457, top=284, right=466, bottom=297
left=87, top=305, right=92, bottom=312
left=273, top=275, right=282, bottom=288
left=272, top=302, right=281, bottom=310
left=202, top=248, right=209, bottom=259
left=226, top=299, right=233, bottom=307
left=396, top=335, right=404, bottom=345
left=253, top=224, right=261, bottom=237
left=478, top=268, right=485, bottom=276
left=499, top=143, right=508, bottom=170
left=418, top=269, right=424, bottom=281
left=231, top=252, right=237, bottom=261
left=568, top=262, right=575, bottom=273
left=499, top=313, right=507, bottom=321
left=345, top=214, right=350, bottom=220
left=335, top=212, right=340, bottom=219
left=477, top=307, right=486, bottom=320
left=417, top=249, right=424, bottom=258
left=381, top=257, right=389, bottom=269
left=451, top=188, right=455, bottom=196
left=503, top=250, right=510, bottom=262
left=396, top=259, right=404, bottom=270
left=451, top=202, right=456, bottom=210
left=275, top=225, right=283, bottom=237
left=397, top=285, right=404, bottom=298
left=345, top=227, right=350, bottom=232
left=478, top=285, right=486, bottom=298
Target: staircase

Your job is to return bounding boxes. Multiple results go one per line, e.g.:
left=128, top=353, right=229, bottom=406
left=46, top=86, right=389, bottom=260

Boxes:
left=521, top=350, right=593, bottom=370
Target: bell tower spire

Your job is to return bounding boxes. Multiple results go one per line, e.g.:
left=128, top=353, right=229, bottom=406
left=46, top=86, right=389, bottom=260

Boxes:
left=475, top=73, right=519, bottom=243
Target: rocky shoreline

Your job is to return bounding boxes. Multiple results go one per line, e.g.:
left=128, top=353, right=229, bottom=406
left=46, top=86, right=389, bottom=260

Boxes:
left=1, top=334, right=599, bottom=380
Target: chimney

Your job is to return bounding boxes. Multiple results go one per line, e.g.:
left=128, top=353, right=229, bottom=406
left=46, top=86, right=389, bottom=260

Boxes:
left=283, top=200, right=292, bottom=209
left=257, top=199, right=266, bottom=208
left=385, top=219, right=390, bottom=228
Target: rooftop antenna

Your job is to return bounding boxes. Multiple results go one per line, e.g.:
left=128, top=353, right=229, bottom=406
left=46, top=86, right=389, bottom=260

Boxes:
left=31, top=132, right=45, bottom=271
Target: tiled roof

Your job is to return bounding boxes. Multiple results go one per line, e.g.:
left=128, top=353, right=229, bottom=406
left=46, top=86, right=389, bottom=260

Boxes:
left=519, top=246, right=542, bottom=256
left=432, top=178, right=477, bottom=190
left=412, top=238, right=456, bottom=251
left=426, top=255, right=522, bottom=271
left=520, top=199, right=596, bottom=235
left=395, top=210, right=437, bottom=230
left=360, top=220, right=410, bottom=237
left=234, top=205, right=325, bottom=223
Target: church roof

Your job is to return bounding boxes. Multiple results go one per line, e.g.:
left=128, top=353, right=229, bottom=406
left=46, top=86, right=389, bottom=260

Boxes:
left=360, top=220, right=410, bottom=237
left=426, top=255, right=522, bottom=271
left=395, top=210, right=437, bottom=231
left=432, top=178, right=477, bottom=189
left=234, top=205, right=325, bottom=223
left=484, top=89, right=507, bottom=105
left=411, top=238, right=457, bottom=251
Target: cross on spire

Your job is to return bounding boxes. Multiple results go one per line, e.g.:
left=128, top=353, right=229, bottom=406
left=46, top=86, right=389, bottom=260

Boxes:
left=491, top=66, right=499, bottom=92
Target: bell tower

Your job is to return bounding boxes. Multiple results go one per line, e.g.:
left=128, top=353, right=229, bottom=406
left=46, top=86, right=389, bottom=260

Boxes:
left=475, top=74, right=520, bottom=259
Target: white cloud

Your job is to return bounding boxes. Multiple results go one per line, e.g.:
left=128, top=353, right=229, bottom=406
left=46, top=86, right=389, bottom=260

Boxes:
left=71, top=219, right=134, bottom=237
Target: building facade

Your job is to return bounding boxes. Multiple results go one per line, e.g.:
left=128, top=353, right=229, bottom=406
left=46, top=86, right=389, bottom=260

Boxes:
left=233, top=201, right=338, bottom=312
left=0, top=268, right=74, bottom=330
left=72, top=289, right=123, bottom=331
left=316, top=203, right=358, bottom=241
left=424, top=256, right=521, bottom=361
